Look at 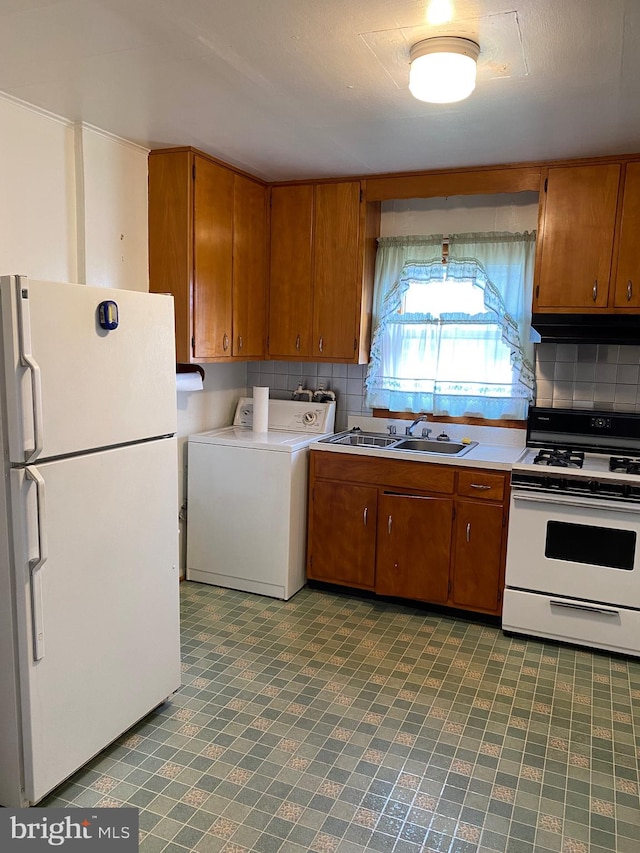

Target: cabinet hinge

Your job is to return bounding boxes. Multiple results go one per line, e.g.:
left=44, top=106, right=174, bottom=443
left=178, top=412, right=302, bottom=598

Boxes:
left=452, top=505, right=456, bottom=520
left=191, top=335, right=195, bottom=351
left=353, top=338, right=357, bottom=351
left=360, top=188, right=364, bottom=203
left=544, top=177, right=548, bottom=192
left=192, top=162, right=196, bottom=180
left=535, top=285, right=540, bottom=299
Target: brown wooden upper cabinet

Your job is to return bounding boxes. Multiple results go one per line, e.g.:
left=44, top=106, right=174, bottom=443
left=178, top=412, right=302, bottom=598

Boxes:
left=613, top=162, right=640, bottom=308
left=268, top=181, right=380, bottom=362
left=149, top=148, right=268, bottom=363
left=533, top=161, right=640, bottom=312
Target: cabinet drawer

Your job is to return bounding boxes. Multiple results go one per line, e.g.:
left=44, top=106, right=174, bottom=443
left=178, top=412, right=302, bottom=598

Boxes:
left=457, top=470, right=506, bottom=501
left=311, top=451, right=455, bottom=494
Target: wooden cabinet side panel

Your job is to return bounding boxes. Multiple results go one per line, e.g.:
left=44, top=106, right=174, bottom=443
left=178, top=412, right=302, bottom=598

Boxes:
left=268, top=184, right=314, bottom=357
left=376, top=493, right=452, bottom=603
left=307, top=480, right=377, bottom=588
left=357, top=200, right=381, bottom=364
left=535, top=164, right=621, bottom=310
left=148, top=150, right=192, bottom=362
left=451, top=500, right=505, bottom=614
left=613, top=162, right=640, bottom=308
left=312, top=182, right=361, bottom=360
left=193, top=156, right=234, bottom=359
left=233, top=175, right=268, bottom=357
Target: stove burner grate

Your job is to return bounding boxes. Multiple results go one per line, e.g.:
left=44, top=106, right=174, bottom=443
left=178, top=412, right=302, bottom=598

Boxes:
left=533, top=449, right=585, bottom=468
left=609, top=456, right=640, bottom=475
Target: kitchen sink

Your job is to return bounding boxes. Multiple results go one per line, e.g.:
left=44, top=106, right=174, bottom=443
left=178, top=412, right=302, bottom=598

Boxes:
left=389, top=438, right=476, bottom=455
left=321, top=430, right=478, bottom=457
left=326, top=431, right=400, bottom=448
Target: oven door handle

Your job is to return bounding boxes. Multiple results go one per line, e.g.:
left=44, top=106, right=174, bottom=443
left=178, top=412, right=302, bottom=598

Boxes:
left=550, top=600, right=619, bottom=617
left=512, top=491, right=640, bottom=514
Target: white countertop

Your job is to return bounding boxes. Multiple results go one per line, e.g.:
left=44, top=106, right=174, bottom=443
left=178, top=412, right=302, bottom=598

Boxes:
left=310, top=416, right=527, bottom=472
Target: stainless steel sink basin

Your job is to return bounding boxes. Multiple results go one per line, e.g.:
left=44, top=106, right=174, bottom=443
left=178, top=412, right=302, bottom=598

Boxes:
left=390, top=438, right=476, bottom=455
left=321, top=430, right=478, bottom=457
left=326, top=431, right=399, bottom=448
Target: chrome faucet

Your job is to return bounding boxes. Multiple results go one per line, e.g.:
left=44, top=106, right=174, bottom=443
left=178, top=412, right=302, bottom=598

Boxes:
left=405, top=415, right=430, bottom=436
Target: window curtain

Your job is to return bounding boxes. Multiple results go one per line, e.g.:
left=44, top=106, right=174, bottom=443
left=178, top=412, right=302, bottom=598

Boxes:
left=365, top=231, right=536, bottom=420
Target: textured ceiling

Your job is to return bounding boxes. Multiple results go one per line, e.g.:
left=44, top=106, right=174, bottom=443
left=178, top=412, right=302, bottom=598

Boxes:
left=0, top=0, right=638, bottom=180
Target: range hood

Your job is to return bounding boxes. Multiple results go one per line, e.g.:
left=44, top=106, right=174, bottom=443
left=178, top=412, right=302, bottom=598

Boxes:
left=531, top=313, right=640, bottom=345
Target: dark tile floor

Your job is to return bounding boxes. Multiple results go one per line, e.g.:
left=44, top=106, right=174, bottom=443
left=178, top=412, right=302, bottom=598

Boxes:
left=43, top=582, right=640, bottom=852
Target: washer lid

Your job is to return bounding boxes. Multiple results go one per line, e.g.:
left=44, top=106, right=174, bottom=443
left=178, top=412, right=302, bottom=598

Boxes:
left=188, top=426, right=329, bottom=452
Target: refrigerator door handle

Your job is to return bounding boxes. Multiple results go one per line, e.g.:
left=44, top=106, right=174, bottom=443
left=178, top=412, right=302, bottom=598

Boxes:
left=26, top=466, right=47, bottom=661
left=16, top=278, right=44, bottom=463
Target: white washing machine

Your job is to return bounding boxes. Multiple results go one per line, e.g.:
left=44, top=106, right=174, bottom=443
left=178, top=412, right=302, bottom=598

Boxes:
left=186, top=397, right=336, bottom=599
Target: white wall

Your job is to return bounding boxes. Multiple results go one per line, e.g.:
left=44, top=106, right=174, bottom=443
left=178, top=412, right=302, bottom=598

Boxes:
left=0, top=95, right=77, bottom=281
left=0, top=91, right=247, bottom=573
left=79, top=124, right=150, bottom=291
left=380, top=192, right=539, bottom=236
left=176, top=363, right=246, bottom=568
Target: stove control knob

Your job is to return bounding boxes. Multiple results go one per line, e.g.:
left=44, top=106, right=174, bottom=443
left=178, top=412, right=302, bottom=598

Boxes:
left=588, top=479, right=599, bottom=492
left=303, top=411, right=318, bottom=425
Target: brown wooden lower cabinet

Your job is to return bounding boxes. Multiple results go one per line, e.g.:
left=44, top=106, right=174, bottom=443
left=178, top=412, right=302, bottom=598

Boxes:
left=376, top=493, right=452, bottom=603
left=307, top=479, right=377, bottom=589
left=451, top=500, right=505, bottom=613
left=306, top=450, right=508, bottom=616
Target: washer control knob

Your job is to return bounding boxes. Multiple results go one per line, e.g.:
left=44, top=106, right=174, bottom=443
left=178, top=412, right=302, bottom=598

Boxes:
left=303, top=411, right=317, bottom=425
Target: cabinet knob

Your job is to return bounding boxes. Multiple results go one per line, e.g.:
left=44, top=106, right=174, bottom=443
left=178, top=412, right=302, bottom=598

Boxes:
left=387, top=515, right=392, bottom=534
left=363, top=507, right=368, bottom=526
left=466, top=522, right=471, bottom=542
left=238, top=335, right=243, bottom=351
left=295, top=334, right=301, bottom=351
left=469, top=483, right=491, bottom=491
left=318, top=336, right=324, bottom=353
left=592, top=280, right=598, bottom=301
left=223, top=334, right=229, bottom=351
left=627, top=280, right=633, bottom=301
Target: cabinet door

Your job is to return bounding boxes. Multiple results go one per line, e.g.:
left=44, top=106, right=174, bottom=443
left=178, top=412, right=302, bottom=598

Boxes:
left=451, top=500, right=504, bottom=614
left=193, top=155, right=234, bottom=359
left=233, top=175, right=268, bottom=357
left=312, top=182, right=362, bottom=360
left=614, top=163, right=640, bottom=308
left=307, top=480, right=376, bottom=589
left=376, top=493, right=452, bottom=604
left=268, top=184, right=314, bottom=357
left=535, top=164, right=620, bottom=310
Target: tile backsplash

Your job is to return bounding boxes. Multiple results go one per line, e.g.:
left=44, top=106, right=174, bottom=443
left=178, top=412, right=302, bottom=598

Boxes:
left=535, top=342, right=640, bottom=411
left=247, top=343, right=640, bottom=430
left=247, top=361, right=369, bottom=431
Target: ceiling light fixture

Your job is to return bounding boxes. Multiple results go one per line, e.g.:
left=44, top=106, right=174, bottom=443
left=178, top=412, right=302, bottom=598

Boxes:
left=409, top=37, right=480, bottom=104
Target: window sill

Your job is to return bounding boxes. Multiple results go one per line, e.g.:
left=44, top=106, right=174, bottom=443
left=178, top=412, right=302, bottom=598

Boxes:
left=372, top=408, right=526, bottom=430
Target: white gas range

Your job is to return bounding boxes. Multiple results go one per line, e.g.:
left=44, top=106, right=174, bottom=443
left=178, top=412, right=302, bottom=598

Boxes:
left=503, top=407, right=640, bottom=657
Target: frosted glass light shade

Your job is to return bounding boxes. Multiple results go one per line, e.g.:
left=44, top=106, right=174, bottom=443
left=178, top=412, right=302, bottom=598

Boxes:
left=409, top=37, right=480, bottom=104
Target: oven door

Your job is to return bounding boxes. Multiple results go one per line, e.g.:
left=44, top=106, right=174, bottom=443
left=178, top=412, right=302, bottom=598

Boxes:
left=505, top=489, right=640, bottom=608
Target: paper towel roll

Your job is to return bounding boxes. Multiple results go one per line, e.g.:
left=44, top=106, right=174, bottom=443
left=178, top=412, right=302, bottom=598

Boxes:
left=176, top=372, right=204, bottom=392
left=253, top=386, right=269, bottom=432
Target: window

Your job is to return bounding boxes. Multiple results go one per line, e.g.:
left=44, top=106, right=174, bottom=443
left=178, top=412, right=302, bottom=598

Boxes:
left=365, top=232, right=536, bottom=420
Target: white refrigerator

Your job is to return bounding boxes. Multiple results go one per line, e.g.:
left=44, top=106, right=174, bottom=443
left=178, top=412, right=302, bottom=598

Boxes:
left=0, top=275, right=181, bottom=808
